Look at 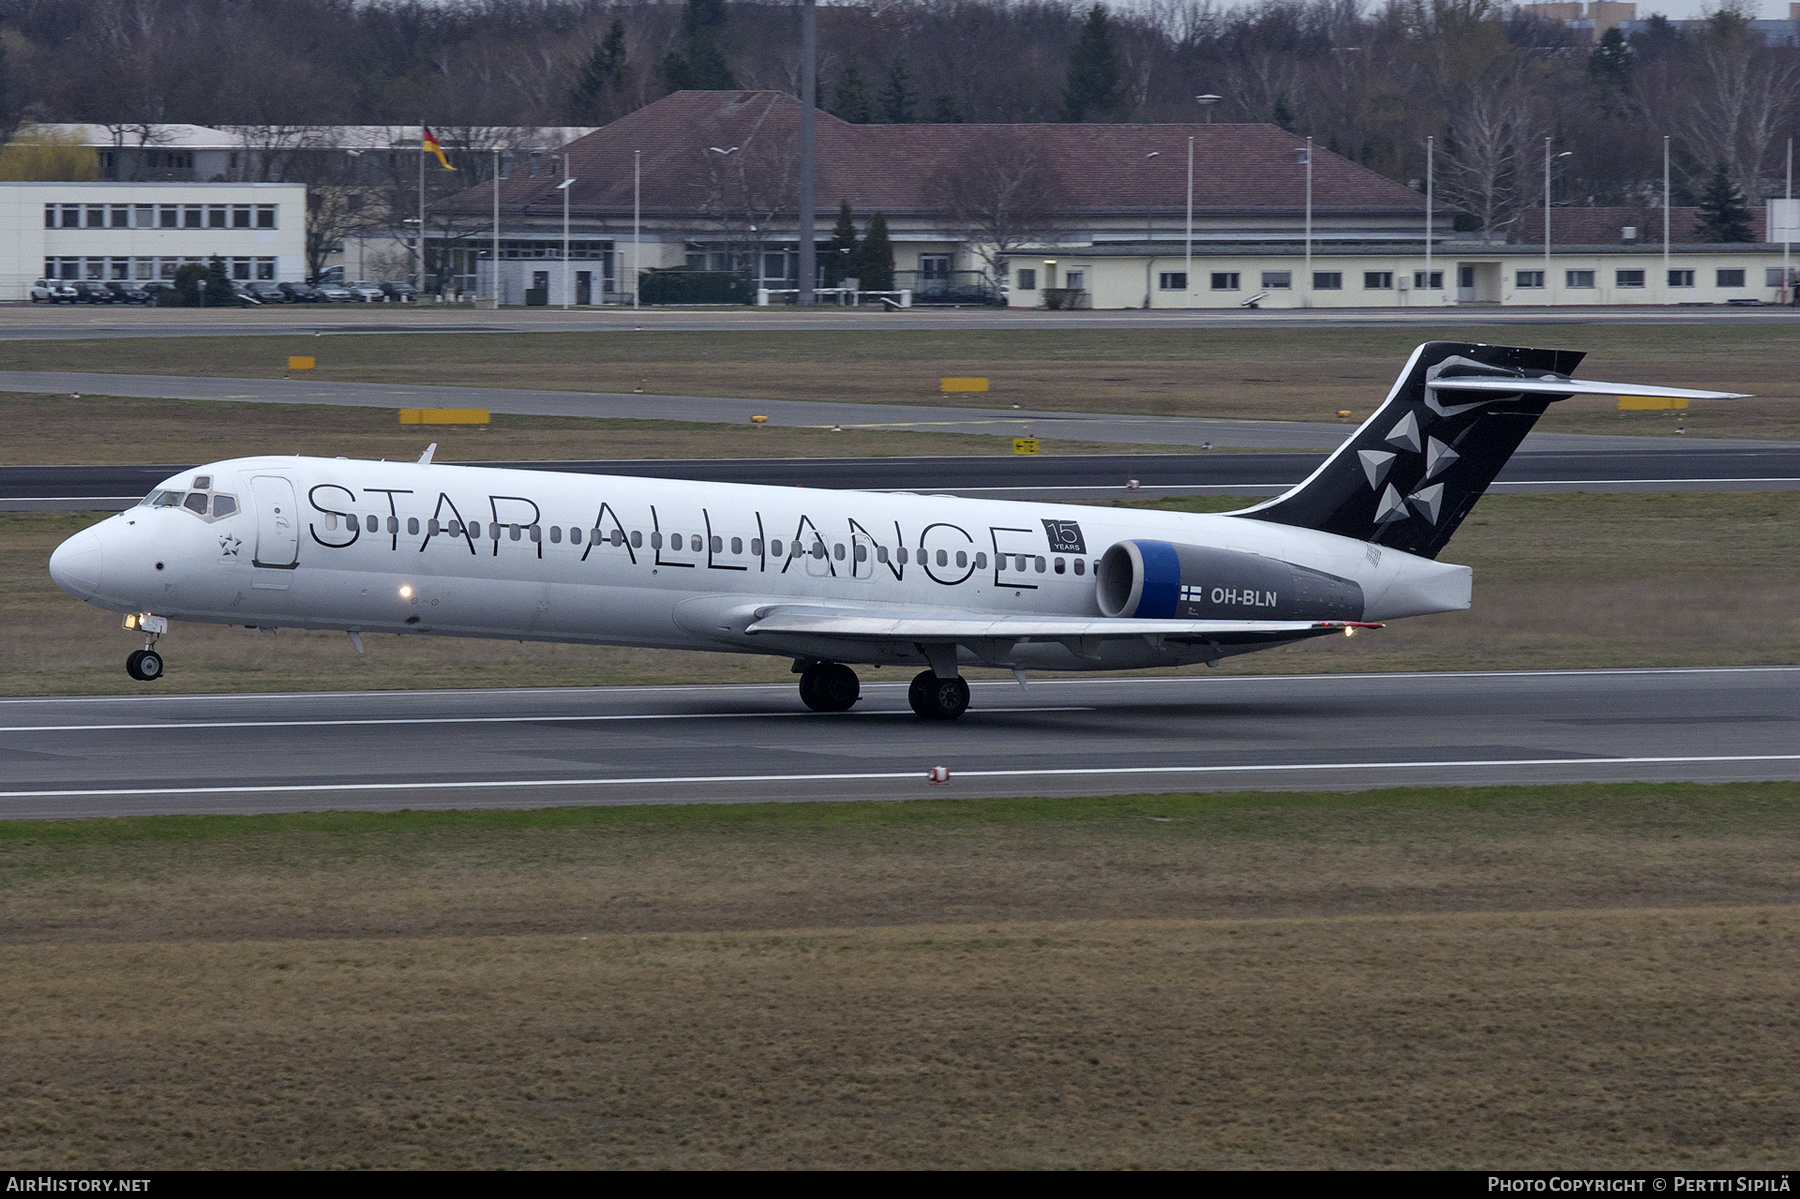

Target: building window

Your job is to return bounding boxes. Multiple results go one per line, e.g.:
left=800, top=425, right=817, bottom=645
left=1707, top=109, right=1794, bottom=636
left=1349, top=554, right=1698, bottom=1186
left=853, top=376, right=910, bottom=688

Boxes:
left=159, top=206, right=178, bottom=229
left=1767, top=268, right=1790, bottom=287
left=134, top=204, right=153, bottom=228
left=256, top=205, right=277, bottom=229
left=1668, top=269, right=1695, bottom=288
left=43, top=205, right=55, bottom=229
left=256, top=258, right=276, bottom=280
left=110, top=258, right=130, bottom=280
left=1262, top=270, right=1292, bottom=289
left=1363, top=271, right=1394, bottom=289
left=1065, top=270, right=1084, bottom=290
left=207, top=206, right=227, bottom=228
left=231, top=258, right=252, bottom=280
left=232, top=205, right=252, bottom=228
left=61, top=205, right=80, bottom=228
left=1210, top=271, right=1239, bottom=291
left=1159, top=271, right=1188, bottom=290
left=110, top=205, right=130, bottom=228
left=183, top=206, right=203, bottom=229
left=1016, top=268, right=1036, bottom=290
left=134, top=258, right=154, bottom=280
left=919, top=253, right=950, bottom=279
left=1717, top=268, right=1745, bottom=288
left=58, top=257, right=79, bottom=279
left=1313, top=271, right=1342, bottom=290
left=1615, top=269, right=1646, bottom=288
left=87, top=205, right=106, bottom=228
left=1414, top=270, right=1443, bottom=290
left=1565, top=270, right=1596, bottom=289
left=84, top=259, right=104, bottom=280
left=159, top=258, right=179, bottom=280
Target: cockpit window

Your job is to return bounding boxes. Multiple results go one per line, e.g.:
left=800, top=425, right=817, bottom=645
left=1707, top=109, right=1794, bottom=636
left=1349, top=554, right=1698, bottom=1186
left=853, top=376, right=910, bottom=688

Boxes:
left=183, top=492, right=209, bottom=515
left=192, top=476, right=211, bottom=489
left=212, top=495, right=237, bottom=518
left=152, top=490, right=185, bottom=507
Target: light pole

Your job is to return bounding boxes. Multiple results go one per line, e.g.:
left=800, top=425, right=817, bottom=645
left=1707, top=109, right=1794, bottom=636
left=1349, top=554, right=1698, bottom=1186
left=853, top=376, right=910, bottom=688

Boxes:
left=1186, top=135, right=1194, bottom=306
left=1304, top=136, right=1313, bottom=303
left=633, top=148, right=641, bottom=310
left=1143, top=151, right=1160, bottom=309
left=491, top=147, right=500, bottom=304
left=1195, top=94, right=1220, bottom=123
left=1663, top=135, right=1671, bottom=305
left=1424, top=135, right=1433, bottom=300
left=798, top=0, right=817, bottom=306
left=557, top=160, right=576, bottom=310
left=710, top=145, right=740, bottom=281
left=1544, top=140, right=1571, bottom=307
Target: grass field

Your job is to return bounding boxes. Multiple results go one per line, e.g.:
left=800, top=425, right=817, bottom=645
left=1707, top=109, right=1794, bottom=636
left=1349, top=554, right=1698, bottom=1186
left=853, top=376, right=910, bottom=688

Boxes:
left=10, top=490, right=1800, bottom=695
left=2, top=784, right=1795, bottom=1168
left=1, top=323, right=1789, bottom=439
left=0, top=391, right=1160, bottom=467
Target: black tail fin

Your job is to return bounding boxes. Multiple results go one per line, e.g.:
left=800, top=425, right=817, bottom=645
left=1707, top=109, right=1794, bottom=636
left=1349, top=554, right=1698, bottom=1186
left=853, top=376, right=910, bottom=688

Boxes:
left=1238, top=341, right=1586, bottom=559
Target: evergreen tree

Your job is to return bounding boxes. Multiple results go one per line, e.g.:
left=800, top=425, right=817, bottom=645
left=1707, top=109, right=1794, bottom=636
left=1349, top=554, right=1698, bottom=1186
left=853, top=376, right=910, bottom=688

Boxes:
left=1061, top=5, right=1121, bottom=122
left=854, top=211, right=894, bottom=290
left=662, top=0, right=735, bottom=92
left=1695, top=162, right=1754, bottom=242
left=931, top=93, right=964, bottom=124
left=879, top=58, right=916, bottom=124
left=1587, top=27, right=1633, bottom=92
left=824, top=200, right=858, bottom=286
left=569, top=18, right=627, bottom=120
left=1271, top=93, right=1295, bottom=132
left=831, top=63, right=873, bottom=123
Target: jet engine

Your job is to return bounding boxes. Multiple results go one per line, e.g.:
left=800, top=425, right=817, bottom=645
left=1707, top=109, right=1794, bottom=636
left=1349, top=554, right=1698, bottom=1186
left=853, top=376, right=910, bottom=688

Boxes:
left=1095, top=540, right=1364, bottom=621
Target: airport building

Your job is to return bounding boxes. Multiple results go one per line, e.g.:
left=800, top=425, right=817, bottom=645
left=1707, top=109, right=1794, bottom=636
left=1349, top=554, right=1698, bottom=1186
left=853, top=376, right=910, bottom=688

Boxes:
left=1, top=181, right=306, bottom=300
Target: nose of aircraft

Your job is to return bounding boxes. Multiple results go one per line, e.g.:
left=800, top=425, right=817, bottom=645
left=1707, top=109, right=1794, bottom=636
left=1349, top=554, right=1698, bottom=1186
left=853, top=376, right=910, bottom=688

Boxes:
left=49, top=526, right=104, bottom=601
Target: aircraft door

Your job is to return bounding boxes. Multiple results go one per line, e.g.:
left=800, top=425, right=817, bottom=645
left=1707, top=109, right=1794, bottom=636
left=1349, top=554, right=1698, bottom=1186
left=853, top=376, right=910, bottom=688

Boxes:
left=250, top=475, right=299, bottom=568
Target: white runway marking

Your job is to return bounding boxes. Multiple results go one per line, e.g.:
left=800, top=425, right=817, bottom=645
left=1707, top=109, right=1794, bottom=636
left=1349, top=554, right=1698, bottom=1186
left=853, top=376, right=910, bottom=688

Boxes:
left=0, top=706, right=1095, bottom=734
left=4, top=752, right=1799, bottom=800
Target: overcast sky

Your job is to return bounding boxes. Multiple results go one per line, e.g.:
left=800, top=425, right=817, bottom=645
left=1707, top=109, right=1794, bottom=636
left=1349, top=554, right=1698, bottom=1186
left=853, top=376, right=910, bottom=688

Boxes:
left=1115, top=0, right=1791, bottom=23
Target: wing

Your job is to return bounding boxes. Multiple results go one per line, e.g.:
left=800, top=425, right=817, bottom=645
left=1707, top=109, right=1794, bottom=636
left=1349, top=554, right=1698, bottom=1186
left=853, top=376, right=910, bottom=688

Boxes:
left=743, top=605, right=1380, bottom=645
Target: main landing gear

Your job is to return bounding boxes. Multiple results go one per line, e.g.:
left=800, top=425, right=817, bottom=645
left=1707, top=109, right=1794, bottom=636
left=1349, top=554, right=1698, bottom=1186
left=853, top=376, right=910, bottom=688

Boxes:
left=908, top=671, right=970, bottom=721
left=797, top=660, right=861, bottom=712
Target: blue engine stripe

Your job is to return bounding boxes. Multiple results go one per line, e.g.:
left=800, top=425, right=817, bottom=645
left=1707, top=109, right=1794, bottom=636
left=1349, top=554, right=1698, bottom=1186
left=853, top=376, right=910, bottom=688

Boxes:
left=1134, top=540, right=1181, bottom=618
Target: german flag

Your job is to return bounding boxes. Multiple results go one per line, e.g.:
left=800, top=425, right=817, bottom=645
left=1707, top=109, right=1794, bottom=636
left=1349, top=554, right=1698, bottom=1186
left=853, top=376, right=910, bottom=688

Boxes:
left=422, top=126, right=455, bottom=171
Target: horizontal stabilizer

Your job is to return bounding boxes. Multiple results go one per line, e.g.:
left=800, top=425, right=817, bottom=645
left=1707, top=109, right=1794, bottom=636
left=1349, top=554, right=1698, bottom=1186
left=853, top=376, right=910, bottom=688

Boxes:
left=1426, top=377, right=1751, bottom=400
left=746, top=608, right=1381, bottom=641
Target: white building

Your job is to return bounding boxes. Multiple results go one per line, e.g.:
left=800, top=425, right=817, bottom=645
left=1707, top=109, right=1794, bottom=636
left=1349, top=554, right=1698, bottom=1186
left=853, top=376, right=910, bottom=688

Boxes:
left=2, top=181, right=305, bottom=300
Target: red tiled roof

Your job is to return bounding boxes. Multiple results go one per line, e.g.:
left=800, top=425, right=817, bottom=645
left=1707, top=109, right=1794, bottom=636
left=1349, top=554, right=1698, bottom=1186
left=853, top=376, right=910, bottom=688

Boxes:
left=439, top=90, right=1428, bottom=220
left=1515, top=206, right=1703, bottom=244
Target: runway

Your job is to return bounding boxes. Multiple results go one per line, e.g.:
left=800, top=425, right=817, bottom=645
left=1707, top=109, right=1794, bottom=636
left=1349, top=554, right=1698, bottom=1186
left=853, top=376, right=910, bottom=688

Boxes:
left=11, top=444, right=1800, bottom=511
left=4, top=667, right=1799, bottom=819
left=3, top=302, right=1799, bottom=338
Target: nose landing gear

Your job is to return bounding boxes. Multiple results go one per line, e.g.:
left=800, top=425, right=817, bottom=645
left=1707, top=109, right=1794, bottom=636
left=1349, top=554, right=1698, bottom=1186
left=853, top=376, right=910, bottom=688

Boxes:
left=797, top=660, right=861, bottom=712
left=122, top=613, right=168, bottom=682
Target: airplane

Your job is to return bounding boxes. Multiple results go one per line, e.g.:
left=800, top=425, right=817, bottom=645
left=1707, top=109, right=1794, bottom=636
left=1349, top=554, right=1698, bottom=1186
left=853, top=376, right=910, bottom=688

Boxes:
left=47, top=341, right=1745, bottom=720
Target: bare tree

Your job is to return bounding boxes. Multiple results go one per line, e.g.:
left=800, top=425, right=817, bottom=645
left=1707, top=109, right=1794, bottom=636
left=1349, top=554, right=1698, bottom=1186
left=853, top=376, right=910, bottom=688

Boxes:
left=1435, top=63, right=1542, bottom=241
left=1677, top=22, right=1800, bottom=200
left=932, top=129, right=1072, bottom=291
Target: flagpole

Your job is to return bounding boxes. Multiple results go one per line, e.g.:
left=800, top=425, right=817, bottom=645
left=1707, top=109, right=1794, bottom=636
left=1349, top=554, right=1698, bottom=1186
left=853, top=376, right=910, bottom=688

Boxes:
left=633, top=149, right=641, bottom=310
left=417, top=120, right=426, bottom=296
left=492, top=147, right=500, bottom=306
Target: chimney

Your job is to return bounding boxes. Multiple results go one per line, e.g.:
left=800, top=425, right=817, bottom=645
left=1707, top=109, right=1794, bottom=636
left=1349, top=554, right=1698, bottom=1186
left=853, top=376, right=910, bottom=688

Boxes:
left=1622, top=225, right=1639, bottom=243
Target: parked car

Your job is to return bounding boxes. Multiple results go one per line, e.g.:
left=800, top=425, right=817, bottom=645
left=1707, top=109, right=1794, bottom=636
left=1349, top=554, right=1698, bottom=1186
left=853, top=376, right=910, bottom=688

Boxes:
left=346, top=280, right=385, bottom=302
left=69, top=280, right=119, bottom=303
left=247, top=282, right=287, bottom=303
left=104, top=281, right=153, bottom=304
left=30, top=278, right=78, bottom=303
left=311, top=266, right=345, bottom=286
left=313, top=282, right=354, bottom=302
left=278, top=281, right=321, bottom=303
left=380, top=281, right=419, bottom=302
left=231, top=282, right=258, bottom=304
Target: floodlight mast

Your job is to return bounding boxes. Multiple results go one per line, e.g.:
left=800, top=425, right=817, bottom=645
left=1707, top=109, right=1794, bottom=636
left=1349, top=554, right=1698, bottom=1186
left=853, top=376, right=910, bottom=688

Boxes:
left=798, top=0, right=817, bottom=307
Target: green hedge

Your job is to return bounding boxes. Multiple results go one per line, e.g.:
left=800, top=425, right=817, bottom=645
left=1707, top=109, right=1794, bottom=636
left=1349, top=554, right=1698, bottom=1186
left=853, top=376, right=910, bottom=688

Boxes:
left=639, top=268, right=750, bottom=305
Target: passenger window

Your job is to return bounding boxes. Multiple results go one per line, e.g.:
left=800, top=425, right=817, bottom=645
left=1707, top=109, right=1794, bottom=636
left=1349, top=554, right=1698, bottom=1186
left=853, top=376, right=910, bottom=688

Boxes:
left=812, top=542, right=826, bottom=560
left=936, top=550, right=948, bottom=566
left=453, top=520, right=468, bottom=536
left=386, top=516, right=399, bottom=534
left=213, top=495, right=237, bottom=518
left=730, top=537, right=742, bottom=554
left=792, top=542, right=805, bottom=558
left=750, top=539, right=763, bottom=555
left=770, top=540, right=783, bottom=556
left=529, top=525, right=541, bottom=543
left=834, top=543, right=845, bottom=561
left=955, top=551, right=967, bottom=568
left=855, top=544, right=867, bottom=562
left=1035, top=557, right=1046, bottom=573
left=569, top=527, right=582, bottom=545
left=549, top=526, right=561, bottom=544
left=490, top=524, right=502, bottom=540
left=1054, top=557, right=1066, bottom=574
left=897, top=547, right=909, bottom=565
left=428, top=518, right=440, bottom=535
left=630, top=531, right=643, bottom=548
left=509, top=524, right=521, bottom=541
left=876, top=546, right=888, bottom=563
left=611, top=529, right=625, bottom=547
left=184, top=493, right=209, bottom=514
left=670, top=533, right=683, bottom=551
left=975, top=552, right=987, bottom=568
left=650, top=532, right=663, bottom=549
left=365, top=514, right=378, bottom=533
left=1073, top=558, right=1085, bottom=576
left=407, top=517, right=420, bottom=535
left=713, top=536, right=724, bottom=554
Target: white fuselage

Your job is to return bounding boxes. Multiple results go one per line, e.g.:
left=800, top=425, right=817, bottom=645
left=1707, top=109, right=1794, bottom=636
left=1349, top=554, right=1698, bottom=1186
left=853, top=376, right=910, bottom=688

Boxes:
left=49, top=455, right=1472, bottom=672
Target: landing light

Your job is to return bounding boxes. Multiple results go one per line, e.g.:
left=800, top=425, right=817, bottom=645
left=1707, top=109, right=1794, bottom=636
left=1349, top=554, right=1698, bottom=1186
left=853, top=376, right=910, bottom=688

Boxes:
left=399, top=585, right=413, bottom=598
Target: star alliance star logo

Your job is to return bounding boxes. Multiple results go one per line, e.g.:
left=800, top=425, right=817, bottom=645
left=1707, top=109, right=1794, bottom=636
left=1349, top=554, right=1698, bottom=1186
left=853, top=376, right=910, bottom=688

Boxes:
left=219, top=534, right=242, bottom=557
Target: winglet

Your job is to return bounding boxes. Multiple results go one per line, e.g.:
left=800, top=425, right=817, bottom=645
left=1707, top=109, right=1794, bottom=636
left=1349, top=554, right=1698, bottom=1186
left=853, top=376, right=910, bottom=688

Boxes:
left=418, top=443, right=437, bottom=465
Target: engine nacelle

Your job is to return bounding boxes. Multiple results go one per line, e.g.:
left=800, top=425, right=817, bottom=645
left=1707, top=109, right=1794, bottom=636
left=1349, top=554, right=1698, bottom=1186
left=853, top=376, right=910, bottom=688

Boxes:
left=1095, top=540, right=1364, bottom=621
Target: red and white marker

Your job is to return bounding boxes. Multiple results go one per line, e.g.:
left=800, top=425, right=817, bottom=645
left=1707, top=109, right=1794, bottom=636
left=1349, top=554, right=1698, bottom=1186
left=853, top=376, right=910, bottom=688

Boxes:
left=1125, top=479, right=1141, bottom=491
left=926, top=766, right=950, bottom=785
